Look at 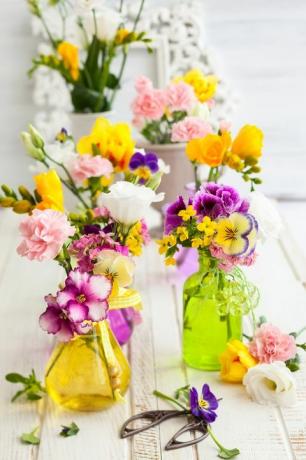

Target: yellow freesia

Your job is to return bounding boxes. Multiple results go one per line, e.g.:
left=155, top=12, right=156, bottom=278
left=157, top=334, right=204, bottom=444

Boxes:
left=220, top=339, right=258, bottom=383
left=231, top=125, right=263, bottom=159
left=57, top=41, right=79, bottom=81
left=182, top=69, right=218, bottom=102
left=34, top=170, right=64, bottom=212
left=186, top=132, right=231, bottom=166
left=77, top=117, right=135, bottom=172
left=115, top=28, right=131, bottom=45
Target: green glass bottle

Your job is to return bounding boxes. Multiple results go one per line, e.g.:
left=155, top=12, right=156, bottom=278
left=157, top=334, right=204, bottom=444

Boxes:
left=183, top=251, right=243, bottom=371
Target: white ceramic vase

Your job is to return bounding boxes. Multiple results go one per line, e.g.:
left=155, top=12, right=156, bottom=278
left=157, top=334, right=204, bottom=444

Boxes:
left=138, top=142, right=194, bottom=209
left=68, top=111, right=115, bottom=140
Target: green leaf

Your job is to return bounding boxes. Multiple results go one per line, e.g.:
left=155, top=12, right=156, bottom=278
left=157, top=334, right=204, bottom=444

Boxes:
left=218, top=447, right=240, bottom=459
left=11, top=389, right=27, bottom=403
left=27, top=393, right=43, bottom=401
left=71, top=85, right=109, bottom=113
left=297, top=343, right=306, bottom=351
left=59, top=422, right=80, bottom=438
left=106, top=73, right=119, bottom=89
left=5, top=373, right=28, bottom=384
left=20, top=427, right=40, bottom=445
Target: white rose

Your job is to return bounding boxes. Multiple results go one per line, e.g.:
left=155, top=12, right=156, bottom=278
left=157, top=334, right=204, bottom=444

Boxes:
left=243, top=362, right=297, bottom=407
left=81, top=7, right=122, bottom=42
left=98, top=181, right=164, bottom=225
left=190, top=102, right=210, bottom=121
left=248, top=191, right=283, bottom=241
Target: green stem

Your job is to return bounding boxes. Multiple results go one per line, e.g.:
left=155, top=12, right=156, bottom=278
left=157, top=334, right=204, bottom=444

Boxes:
left=194, top=164, right=201, bottom=191
left=133, top=0, right=145, bottom=32
left=226, top=313, right=232, bottom=340
left=153, top=390, right=187, bottom=410
left=296, top=326, right=306, bottom=338
left=207, top=425, right=224, bottom=450
left=45, top=343, right=65, bottom=378
left=109, top=48, right=128, bottom=107
left=40, top=15, right=57, bottom=50
left=207, top=167, right=214, bottom=182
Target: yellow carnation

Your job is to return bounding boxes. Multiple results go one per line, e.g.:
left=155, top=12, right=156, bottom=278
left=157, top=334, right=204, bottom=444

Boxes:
left=231, top=125, right=263, bottom=160
left=220, top=339, right=258, bottom=383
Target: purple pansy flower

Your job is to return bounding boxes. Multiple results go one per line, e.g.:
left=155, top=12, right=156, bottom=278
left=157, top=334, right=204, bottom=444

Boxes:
left=189, top=384, right=219, bottom=423
left=164, top=195, right=188, bottom=234
left=57, top=269, right=112, bottom=323
left=129, top=151, right=159, bottom=174
left=193, top=183, right=249, bottom=219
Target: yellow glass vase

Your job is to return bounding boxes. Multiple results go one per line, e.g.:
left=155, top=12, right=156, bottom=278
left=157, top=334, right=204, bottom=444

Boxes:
left=45, top=320, right=130, bottom=411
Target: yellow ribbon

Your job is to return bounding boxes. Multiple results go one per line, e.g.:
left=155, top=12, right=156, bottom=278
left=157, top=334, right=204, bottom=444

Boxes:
left=109, top=287, right=142, bottom=311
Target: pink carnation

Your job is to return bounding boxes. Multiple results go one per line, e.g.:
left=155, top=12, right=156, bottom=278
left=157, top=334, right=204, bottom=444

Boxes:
left=171, top=116, right=213, bottom=142
left=132, top=88, right=166, bottom=121
left=93, top=206, right=110, bottom=218
left=67, top=154, right=113, bottom=184
left=17, top=209, right=75, bottom=261
left=135, top=75, right=153, bottom=92
left=209, top=244, right=257, bottom=272
left=165, top=82, right=196, bottom=112
left=249, top=323, right=297, bottom=364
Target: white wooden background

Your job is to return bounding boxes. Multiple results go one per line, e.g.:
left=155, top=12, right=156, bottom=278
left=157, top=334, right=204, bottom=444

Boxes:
left=0, top=204, right=305, bottom=459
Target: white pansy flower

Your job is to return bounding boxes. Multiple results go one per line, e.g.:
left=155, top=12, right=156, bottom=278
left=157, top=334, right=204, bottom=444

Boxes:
left=243, top=362, right=297, bottom=407
left=248, top=191, right=283, bottom=241
left=158, top=159, right=170, bottom=175
left=98, top=181, right=164, bottom=225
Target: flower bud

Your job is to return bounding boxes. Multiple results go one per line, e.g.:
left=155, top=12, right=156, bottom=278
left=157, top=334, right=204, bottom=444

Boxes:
left=13, top=200, right=33, bottom=214
left=28, top=124, right=44, bottom=149
left=0, top=197, right=15, bottom=207
left=18, top=186, right=35, bottom=203
left=21, top=132, right=45, bottom=161
left=1, top=184, right=14, bottom=196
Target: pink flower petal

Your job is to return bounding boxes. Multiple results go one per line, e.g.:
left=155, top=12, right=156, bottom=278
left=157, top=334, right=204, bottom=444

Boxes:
left=39, top=307, right=61, bottom=334
left=56, top=322, right=74, bottom=342
left=87, top=275, right=112, bottom=300
left=66, top=301, right=89, bottom=323
left=87, top=300, right=109, bottom=322
left=57, top=288, right=77, bottom=308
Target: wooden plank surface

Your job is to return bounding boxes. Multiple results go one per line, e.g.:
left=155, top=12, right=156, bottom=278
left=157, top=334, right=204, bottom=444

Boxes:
left=0, top=208, right=306, bottom=459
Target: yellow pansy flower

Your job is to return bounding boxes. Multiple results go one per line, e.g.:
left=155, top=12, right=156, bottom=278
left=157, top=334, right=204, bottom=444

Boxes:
left=176, top=226, right=189, bottom=242
left=220, top=339, right=258, bottom=383
left=178, top=205, right=196, bottom=221
left=186, top=132, right=231, bottom=167
left=57, top=41, right=79, bottom=81
left=34, top=170, right=64, bottom=212
left=231, top=125, right=263, bottom=160
left=214, top=212, right=257, bottom=256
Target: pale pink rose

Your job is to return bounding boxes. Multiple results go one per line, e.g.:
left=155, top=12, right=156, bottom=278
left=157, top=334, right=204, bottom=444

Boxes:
left=171, top=116, right=213, bottom=142
left=165, top=82, right=196, bottom=112
left=132, top=89, right=166, bottom=121
left=219, top=120, right=232, bottom=133
left=135, top=75, right=153, bottom=92
left=17, top=209, right=75, bottom=261
left=249, top=323, right=297, bottom=364
left=67, top=154, right=113, bottom=184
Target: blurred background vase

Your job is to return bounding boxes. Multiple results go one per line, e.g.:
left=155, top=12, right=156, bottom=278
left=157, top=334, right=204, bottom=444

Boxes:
left=138, top=142, right=194, bottom=210
left=45, top=320, right=130, bottom=411
left=69, top=111, right=115, bottom=140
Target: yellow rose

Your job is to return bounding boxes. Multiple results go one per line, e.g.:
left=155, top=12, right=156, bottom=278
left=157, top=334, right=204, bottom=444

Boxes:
left=220, top=339, right=258, bottom=383
left=57, top=41, right=79, bottom=81
left=186, top=132, right=231, bottom=167
left=77, top=117, right=135, bottom=172
left=34, top=170, right=64, bottom=212
left=183, top=69, right=218, bottom=102
left=231, top=125, right=263, bottom=159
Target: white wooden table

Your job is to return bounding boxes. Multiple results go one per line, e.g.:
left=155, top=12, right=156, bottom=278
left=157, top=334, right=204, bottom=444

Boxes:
left=0, top=205, right=306, bottom=460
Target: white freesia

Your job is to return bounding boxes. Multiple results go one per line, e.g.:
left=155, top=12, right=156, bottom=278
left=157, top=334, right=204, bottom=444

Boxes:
left=94, top=250, right=135, bottom=288
left=190, top=102, right=210, bottom=121
left=81, top=7, right=122, bottom=41
left=243, top=362, right=297, bottom=407
left=98, top=181, right=164, bottom=225
left=248, top=191, right=283, bottom=241
left=75, top=0, right=105, bottom=15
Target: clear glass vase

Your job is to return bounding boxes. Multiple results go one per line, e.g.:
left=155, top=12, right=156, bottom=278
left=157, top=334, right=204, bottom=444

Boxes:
left=45, top=320, right=130, bottom=411
left=183, top=251, right=248, bottom=371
